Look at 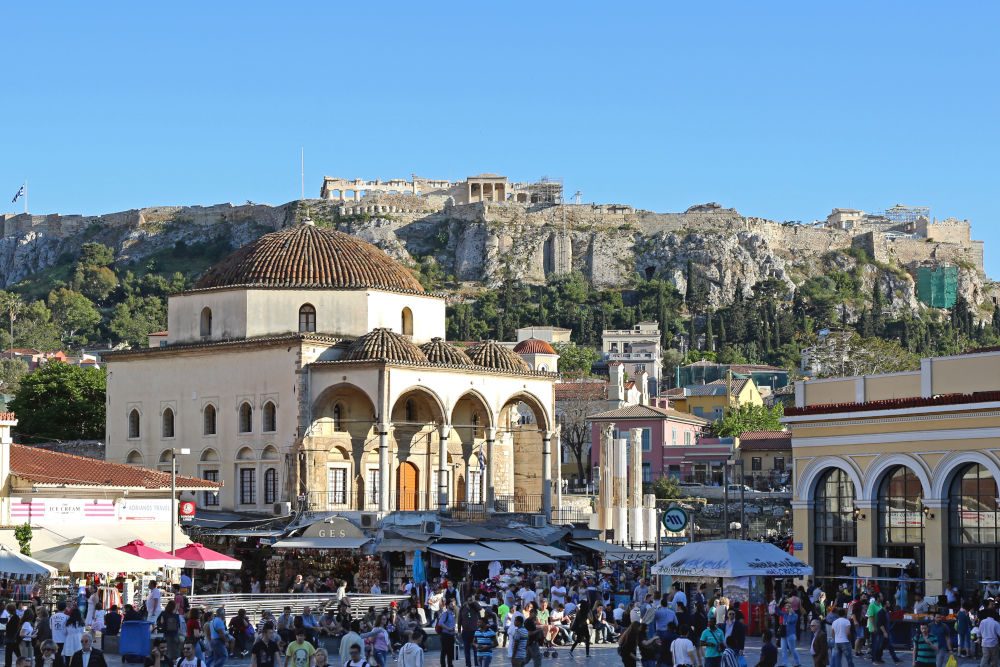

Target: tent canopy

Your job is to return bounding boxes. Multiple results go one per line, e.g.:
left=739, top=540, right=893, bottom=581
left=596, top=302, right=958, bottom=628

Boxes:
left=651, top=539, right=813, bottom=578
left=170, top=543, right=241, bottom=570
left=117, top=540, right=185, bottom=568
left=34, top=536, right=158, bottom=573
left=0, top=545, right=57, bottom=578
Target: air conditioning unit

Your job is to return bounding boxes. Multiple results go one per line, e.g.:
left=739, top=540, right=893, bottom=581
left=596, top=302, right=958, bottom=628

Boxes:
left=360, top=513, right=378, bottom=529
left=532, top=514, right=547, bottom=528
left=273, top=502, right=291, bottom=516
left=421, top=520, right=440, bottom=535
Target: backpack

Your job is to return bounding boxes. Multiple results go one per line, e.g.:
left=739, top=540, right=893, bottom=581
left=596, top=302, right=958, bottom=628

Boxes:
left=344, top=660, right=369, bottom=667
left=175, top=659, right=206, bottom=667
left=164, top=614, right=180, bottom=634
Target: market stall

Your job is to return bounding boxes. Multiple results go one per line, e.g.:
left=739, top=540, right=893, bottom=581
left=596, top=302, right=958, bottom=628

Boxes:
left=171, top=542, right=241, bottom=593
left=0, top=545, right=56, bottom=599
left=268, top=517, right=376, bottom=592
left=652, top=539, right=813, bottom=634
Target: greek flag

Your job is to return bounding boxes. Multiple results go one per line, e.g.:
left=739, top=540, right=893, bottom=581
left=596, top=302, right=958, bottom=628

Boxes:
left=11, top=184, right=24, bottom=203
left=477, top=445, right=485, bottom=470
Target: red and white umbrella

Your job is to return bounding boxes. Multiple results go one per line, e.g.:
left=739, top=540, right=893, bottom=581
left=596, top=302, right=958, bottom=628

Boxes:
left=170, top=543, right=241, bottom=570
left=117, top=540, right=185, bottom=569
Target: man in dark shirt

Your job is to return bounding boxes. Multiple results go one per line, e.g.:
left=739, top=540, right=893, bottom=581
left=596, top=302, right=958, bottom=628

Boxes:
left=123, top=605, right=143, bottom=621
left=760, top=629, right=778, bottom=667
left=657, top=621, right=679, bottom=666
left=144, top=639, right=169, bottom=667
left=251, top=624, right=282, bottom=667
left=103, top=606, right=123, bottom=636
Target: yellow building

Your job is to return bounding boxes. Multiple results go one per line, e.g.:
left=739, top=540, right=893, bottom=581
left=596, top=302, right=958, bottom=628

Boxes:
left=670, top=377, right=763, bottom=421
left=785, top=349, right=1000, bottom=597
left=736, top=431, right=792, bottom=491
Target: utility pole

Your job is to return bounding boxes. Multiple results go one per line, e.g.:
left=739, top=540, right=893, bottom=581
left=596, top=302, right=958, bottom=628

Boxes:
left=722, top=462, right=729, bottom=539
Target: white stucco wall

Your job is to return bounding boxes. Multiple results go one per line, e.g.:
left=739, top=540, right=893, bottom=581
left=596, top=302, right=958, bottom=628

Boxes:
left=168, top=291, right=249, bottom=343
left=366, top=292, right=446, bottom=343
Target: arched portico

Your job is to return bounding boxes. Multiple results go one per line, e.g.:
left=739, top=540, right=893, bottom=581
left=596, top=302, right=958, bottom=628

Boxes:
left=499, top=391, right=555, bottom=517
left=391, top=387, right=448, bottom=512
left=450, top=391, right=493, bottom=510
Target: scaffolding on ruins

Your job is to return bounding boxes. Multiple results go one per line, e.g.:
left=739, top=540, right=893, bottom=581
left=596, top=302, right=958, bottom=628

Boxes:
left=879, top=203, right=931, bottom=224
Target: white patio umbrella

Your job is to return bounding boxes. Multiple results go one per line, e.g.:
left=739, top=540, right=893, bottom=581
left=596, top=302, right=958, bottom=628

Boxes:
left=0, top=545, right=57, bottom=578
left=651, top=539, right=813, bottom=578
left=34, top=536, right=158, bottom=573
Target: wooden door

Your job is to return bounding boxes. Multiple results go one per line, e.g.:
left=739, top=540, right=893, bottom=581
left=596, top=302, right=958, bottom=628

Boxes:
left=398, top=462, right=419, bottom=510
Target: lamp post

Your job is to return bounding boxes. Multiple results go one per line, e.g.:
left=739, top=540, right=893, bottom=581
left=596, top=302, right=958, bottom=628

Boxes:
left=171, top=448, right=190, bottom=554
left=726, top=457, right=746, bottom=539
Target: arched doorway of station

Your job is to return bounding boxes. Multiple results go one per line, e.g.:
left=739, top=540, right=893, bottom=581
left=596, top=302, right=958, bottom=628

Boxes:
left=877, top=465, right=925, bottom=579
left=948, top=463, right=1000, bottom=593
left=499, top=391, right=549, bottom=513
left=813, top=468, right=857, bottom=579
left=390, top=387, right=445, bottom=461
left=397, top=461, right=419, bottom=511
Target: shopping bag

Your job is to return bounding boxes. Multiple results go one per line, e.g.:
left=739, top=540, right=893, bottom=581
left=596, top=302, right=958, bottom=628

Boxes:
left=946, top=655, right=957, bottom=667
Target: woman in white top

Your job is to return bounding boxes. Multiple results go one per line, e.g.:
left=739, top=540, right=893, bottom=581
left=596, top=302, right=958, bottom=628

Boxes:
left=18, top=607, right=35, bottom=666
left=61, top=608, right=84, bottom=659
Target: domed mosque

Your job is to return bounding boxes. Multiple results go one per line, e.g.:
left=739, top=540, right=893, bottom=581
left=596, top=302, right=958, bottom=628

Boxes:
left=104, top=222, right=558, bottom=521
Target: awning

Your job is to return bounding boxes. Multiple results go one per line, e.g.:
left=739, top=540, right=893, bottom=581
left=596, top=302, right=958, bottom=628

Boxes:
left=428, top=542, right=503, bottom=562
left=272, top=537, right=370, bottom=550
left=570, top=539, right=631, bottom=555
left=0, top=524, right=189, bottom=553
left=375, top=538, right=433, bottom=553
left=478, top=541, right=555, bottom=564
left=525, top=544, right=573, bottom=559
left=842, top=556, right=914, bottom=569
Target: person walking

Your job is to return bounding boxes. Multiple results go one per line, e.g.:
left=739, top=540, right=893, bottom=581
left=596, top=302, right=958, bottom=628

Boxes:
left=980, top=610, right=1000, bottom=667
left=458, top=598, right=481, bottom=667
left=60, top=610, right=83, bottom=665
left=759, top=630, right=778, bottom=667
left=569, top=600, right=591, bottom=657
left=913, top=622, right=938, bottom=667
left=809, top=620, right=828, bottom=667
left=700, top=616, right=725, bottom=667
left=830, top=608, right=854, bottom=667
left=438, top=601, right=457, bottom=667
left=472, top=618, right=496, bottom=667
left=66, top=635, right=106, bottom=667
left=927, top=613, right=953, bottom=667
left=207, top=608, right=232, bottom=667
left=780, top=602, right=802, bottom=667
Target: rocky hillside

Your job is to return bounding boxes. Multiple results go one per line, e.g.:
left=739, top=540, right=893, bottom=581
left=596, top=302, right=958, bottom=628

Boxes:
left=0, top=196, right=992, bottom=313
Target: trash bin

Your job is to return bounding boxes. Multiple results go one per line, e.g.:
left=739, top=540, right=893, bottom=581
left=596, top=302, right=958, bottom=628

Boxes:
left=119, top=621, right=153, bottom=663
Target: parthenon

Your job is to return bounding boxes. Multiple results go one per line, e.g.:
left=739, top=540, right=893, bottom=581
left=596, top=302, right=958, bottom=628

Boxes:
left=320, top=173, right=563, bottom=206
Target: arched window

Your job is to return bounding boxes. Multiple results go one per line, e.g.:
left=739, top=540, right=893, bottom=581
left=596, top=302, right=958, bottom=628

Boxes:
left=239, top=402, right=253, bottom=434
left=126, top=450, right=143, bottom=465
left=877, top=465, right=925, bottom=579
left=401, top=307, right=413, bottom=336
left=813, top=468, right=857, bottom=578
left=128, top=409, right=140, bottom=439
left=332, top=403, right=345, bottom=432
left=203, top=405, right=217, bottom=436
left=263, top=402, right=276, bottom=432
left=264, top=468, right=278, bottom=504
left=405, top=399, right=416, bottom=422
left=949, top=464, right=1000, bottom=594
left=162, top=408, right=175, bottom=438
left=200, top=307, right=212, bottom=337
left=299, top=304, right=316, bottom=333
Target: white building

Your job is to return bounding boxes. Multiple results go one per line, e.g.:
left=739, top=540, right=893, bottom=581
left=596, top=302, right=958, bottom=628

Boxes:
left=105, top=222, right=558, bottom=518
left=601, top=322, right=663, bottom=396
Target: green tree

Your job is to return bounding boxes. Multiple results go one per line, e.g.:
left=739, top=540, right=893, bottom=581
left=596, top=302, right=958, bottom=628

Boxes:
left=48, top=289, right=100, bottom=345
left=711, top=403, right=785, bottom=437
left=77, top=265, right=118, bottom=302
left=13, top=523, right=31, bottom=556
left=12, top=301, right=62, bottom=351
left=109, top=296, right=167, bottom=347
left=553, top=343, right=599, bottom=377
left=0, top=358, right=29, bottom=393
left=9, top=361, right=106, bottom=441
left=79, top=242, right=114, bottom=268
left=650, top=476, right=683, bottom=499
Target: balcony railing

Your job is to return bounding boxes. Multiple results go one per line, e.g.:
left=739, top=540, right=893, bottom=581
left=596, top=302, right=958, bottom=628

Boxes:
left=494, top=494, right=543, bottom=514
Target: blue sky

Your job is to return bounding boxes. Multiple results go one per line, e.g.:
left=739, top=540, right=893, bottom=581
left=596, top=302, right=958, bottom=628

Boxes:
left=2, top=2, right=998, bottom=274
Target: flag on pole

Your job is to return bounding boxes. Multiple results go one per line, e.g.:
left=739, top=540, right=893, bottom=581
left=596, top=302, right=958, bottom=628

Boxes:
left=11, top=183, right=25, bottom=203
left=477, top=445, right=485, bottom=470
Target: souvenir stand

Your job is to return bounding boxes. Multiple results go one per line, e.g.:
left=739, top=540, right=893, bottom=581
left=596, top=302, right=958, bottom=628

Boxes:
left=269, top=518, right=374, bottom=592
left=170, top=543, right=241, bottom=592
left=0, top=545, right=57, bottom=602
left=652, top=539, right=813, bottom=635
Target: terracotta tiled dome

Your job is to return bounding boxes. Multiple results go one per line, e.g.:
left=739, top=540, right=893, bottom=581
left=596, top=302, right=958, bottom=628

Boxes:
left=419, top=337, right=473, bottom=365
left=343, top=328, right=428, bottom=363
left=513, top=338, right=557, bottom=355
left=466, top=340, right=532, bottom=372
left=195, top=223, right=424, bottom=292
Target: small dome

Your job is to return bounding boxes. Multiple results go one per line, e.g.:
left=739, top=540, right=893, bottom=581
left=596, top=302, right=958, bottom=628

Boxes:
left=343, top=328, right=428, bottom=363
left=195, top=224, right=424, bottom=293
left=419, top=337, right=473, bottom=365
left=466, top=340, right=532, bottom=373
left=513, top=338, right=557, bottom=355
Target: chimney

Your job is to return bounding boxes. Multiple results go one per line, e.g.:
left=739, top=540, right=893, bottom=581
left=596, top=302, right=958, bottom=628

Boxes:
left=0, top=413, right=16, bottom=524
left=637, top=370, right=650, bottom=405
left=609, top=363, right=625, bottom=406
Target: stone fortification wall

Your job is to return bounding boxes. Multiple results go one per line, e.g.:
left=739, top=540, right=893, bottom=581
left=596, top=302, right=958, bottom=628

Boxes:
left=917, top=217, right=972, bottom=244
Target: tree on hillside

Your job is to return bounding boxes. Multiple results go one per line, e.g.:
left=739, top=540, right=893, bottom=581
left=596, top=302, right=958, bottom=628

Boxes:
left=553, top=343, right=599, bottom=377
left=109, top=296, right=167, bottom=347
left=48, top=289, right=100, bottom=346
left=78, top=242, right=114, bottom=268
left=76, top=265, right=118, bottom=302
left=711, top=403, right=784, bottom=437
left=9, top=362, right=106, bottom=441
left=0, top=358, right=28, bottom=393
left=808, top=332, right=920, bottom=378
left=11, top=301, right=62, bottom=351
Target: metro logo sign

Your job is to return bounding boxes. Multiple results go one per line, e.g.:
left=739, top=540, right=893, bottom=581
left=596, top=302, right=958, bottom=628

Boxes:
left=179, top=502, right=196, bottom=520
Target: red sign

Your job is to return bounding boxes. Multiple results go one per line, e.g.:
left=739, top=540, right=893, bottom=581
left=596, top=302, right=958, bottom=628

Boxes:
left=179, top=502, right=196, bottom=519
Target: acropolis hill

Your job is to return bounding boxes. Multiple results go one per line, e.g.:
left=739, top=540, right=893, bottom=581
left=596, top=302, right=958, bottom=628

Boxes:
left=0, top=172, right=989, bottom=312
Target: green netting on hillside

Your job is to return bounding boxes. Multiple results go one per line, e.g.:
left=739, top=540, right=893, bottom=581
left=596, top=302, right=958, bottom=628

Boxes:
left=917, top=266, right=958, bottom=308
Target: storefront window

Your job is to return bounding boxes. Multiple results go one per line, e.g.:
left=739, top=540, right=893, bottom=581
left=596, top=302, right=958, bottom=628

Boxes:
left=877, top=465, right=924, bottom=578
left=949, top=464, right=1000, bottom=594
left=814, top=468, right=856, bottom=578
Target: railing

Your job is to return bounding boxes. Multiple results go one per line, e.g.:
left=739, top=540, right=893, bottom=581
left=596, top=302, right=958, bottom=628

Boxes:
left=551, top=509, right=594, bottom=524
left=302, top=491, right=490, bottom=513
left=187, top=593, right=409, bottom=624
left=494, top=494, right=543, bottom=514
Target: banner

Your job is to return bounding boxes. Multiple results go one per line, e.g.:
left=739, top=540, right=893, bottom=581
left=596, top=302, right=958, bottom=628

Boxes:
left=10, top=498, right=171, bottom=523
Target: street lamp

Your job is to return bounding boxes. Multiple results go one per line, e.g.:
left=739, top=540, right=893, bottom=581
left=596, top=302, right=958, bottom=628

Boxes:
left=170, top=448, right=190, bottom=554
left=727, top=458, right=746, bottom=540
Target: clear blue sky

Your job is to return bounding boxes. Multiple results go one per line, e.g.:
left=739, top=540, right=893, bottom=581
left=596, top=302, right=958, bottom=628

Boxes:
left=3, top=3, right=998, bottom=274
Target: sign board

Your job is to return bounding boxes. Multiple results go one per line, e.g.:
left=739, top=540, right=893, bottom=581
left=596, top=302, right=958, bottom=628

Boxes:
left=179, top=501, right=196, bottom=521
left=662, top=507, right=689, bottom=532
left=11, top=497, right=171, bottom=523
left=792, top=542, right=803, bottom=552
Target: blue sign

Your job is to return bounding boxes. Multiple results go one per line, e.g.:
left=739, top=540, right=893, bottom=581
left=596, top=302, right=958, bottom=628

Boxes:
left=792, top=542, right=803, bottom=552
left=663, top=507, right=689, bottom=532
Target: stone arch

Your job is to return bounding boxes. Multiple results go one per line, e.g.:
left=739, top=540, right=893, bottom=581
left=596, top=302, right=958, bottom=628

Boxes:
left=200, top=307, right=212, bottom=337
left=236, top=446, right=256, bottom=461
left=501, top=391, right=551, bottom=431
left=261, top=444, right=280, bottom=461
left=313, top=383, right=377, bottom=439
left=932, top=450, right=1000, bottom=500
left=797, top=456, right=864, bottom=502
left=390, top=386, right=447, bottom=425
left=126, top=450, right=143, bottom=465
left=329, top=445, right=350, bottom=461
left=863, top=453, right=933, bottom=502
left=451, top=390, right=495, bottom=429
left=200, top=448, right=220, bottom=462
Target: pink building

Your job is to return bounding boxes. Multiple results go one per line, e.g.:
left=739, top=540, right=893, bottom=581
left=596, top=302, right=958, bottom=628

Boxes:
left=587, top=404, right=709, bottom=483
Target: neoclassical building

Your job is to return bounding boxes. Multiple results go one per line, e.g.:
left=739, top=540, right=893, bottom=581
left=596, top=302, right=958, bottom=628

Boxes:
left=785, top=349, right=1000, bottom=596
left=105, top=222, right=557, bottom=518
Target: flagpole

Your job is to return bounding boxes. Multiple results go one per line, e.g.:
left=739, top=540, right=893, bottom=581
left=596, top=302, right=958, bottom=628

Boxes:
left=23, top=180, right=26, bottom=214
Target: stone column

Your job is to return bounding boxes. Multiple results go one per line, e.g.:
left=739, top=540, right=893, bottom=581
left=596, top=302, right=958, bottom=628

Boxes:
left=542, top=430, right=553, bottom=521
left=378, top=422, right=391, bottom=513
left=484, top=428, right=497, bottom=513
left=643, top=493, right=658, bottom=546
left=554, top=426, right=563, bottom=515
left=628, top=428, right=644, bottom=545
left=923, top=498, right=947, bottom=597
left=599, top=424, right=615, bottom=532
left=438, top=425, right=451, bottom=512
left=613, top=437, right=628, bottom=542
